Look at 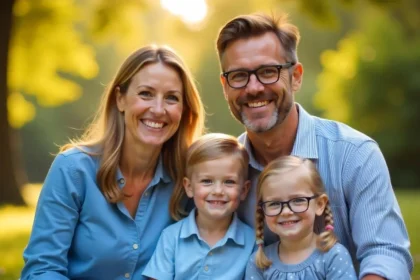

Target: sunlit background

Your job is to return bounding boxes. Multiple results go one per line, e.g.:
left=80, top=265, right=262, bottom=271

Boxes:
left=0, top=0, right=419, bottom=279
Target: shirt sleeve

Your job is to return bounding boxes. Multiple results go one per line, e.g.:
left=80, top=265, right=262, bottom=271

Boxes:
left=326, top=244, right=357, bottom=279
left=244, top=255, right=264, bottom=280
left=21, top=154, right=83, bottom=280
left=142, top=228, right=175, bottom=280
left=343, top=141, right=413, bottom=279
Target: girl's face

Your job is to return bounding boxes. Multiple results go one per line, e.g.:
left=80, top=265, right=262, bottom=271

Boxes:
left=183, top=155, right=250, bottom=226
left=260, top=167, right=327, bottom=244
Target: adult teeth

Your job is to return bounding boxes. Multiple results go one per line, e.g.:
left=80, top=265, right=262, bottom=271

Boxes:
left=248, top=101, right=268, bottom=108
left=144, top=120, right=164, bottom=128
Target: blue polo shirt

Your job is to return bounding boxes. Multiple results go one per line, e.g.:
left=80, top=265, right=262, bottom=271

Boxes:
left=142, top=209, right=256, bottom=280
left=21, top=147, right=175, bottom=280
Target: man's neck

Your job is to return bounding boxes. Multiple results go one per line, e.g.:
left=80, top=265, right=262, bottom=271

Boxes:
left=247, top=105, right=299, bottom=166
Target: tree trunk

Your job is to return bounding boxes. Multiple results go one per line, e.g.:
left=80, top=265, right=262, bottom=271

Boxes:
left=0, top=0, right=27, bottom=206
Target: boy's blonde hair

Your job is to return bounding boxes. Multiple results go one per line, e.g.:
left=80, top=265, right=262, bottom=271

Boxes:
left=170, top=133, right=249, bottom=220
left=255, top=156, right=337, bottom=269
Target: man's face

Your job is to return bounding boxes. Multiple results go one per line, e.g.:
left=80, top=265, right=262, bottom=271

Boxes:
left=220, top=32, right=302, bottom=133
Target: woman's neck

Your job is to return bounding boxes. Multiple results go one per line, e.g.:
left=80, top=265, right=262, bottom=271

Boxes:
left=119, top=138, right=161, bottom=179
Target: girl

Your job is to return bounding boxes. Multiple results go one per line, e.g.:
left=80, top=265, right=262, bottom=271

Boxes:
left=143, top=133, right=255, bottom=280
left=245, top=156, right=357, bottom=279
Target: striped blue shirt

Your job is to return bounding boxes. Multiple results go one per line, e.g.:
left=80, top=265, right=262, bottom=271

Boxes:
left=21, top=147, right=175, bottom=280
left=237, top=103, right=413, bottom=280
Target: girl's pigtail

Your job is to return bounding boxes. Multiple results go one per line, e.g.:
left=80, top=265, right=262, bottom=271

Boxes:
left=255, top=207, right=272, bottom=269
left=317, top=202, right=338, bottom=252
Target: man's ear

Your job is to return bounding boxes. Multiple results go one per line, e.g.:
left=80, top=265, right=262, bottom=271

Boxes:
left=220, top=74, right=229, bottom=100
left=291, top=62, right=304, bottom=93
left=115, top=86, right=125, bottom=113
left=240, top=180, right=251, bottom=201
left=315, top=194, right=328, bottom=216
left=183, top=177, right=194, bottom=198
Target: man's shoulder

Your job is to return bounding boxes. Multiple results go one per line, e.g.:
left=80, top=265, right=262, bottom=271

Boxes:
left=312, top=115, right=375, bottom=147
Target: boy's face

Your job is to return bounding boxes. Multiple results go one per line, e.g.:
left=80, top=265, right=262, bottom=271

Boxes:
left=184, top=155, right=250, bottom=224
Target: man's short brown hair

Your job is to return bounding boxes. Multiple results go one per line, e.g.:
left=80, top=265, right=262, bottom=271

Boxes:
left=216, top=13, right=300, bottom=68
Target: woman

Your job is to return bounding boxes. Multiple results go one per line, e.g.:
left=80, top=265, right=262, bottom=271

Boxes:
left=21, top=45, right=205, bottom=280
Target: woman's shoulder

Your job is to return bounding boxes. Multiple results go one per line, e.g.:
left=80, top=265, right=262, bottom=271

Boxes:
left=54, top=146, right=100, bottom=170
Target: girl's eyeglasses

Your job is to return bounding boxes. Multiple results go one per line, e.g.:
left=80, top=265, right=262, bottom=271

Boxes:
left=259, top=195, right=319, bottom=216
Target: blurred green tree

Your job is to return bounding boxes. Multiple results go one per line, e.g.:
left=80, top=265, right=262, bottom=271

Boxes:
left=1, top=0, right=149, bottom=205
left=315, top=2, right=420, bottom=187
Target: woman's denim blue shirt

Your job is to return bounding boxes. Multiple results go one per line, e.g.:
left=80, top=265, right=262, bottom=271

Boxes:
left=21, top=147, right=175, bottom=280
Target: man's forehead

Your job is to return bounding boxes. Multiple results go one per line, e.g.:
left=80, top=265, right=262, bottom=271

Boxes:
left=220, top=32, right=286, bottom=71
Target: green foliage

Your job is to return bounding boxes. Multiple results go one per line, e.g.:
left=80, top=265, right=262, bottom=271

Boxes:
left=8, top=0, right=99, bottom=128
left=315, top=7, right=420, bottom=187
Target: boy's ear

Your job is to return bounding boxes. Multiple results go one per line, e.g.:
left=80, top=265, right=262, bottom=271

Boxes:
left=315, top=194, right=328, bottom=216
left=183, top=177, right=194, bottom=198
left=240, top=180, right=251, bottom=201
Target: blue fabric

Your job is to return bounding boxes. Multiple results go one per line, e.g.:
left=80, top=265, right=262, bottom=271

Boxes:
left=245, top=242, right=357, bottom=279
left=21, top=147, right=175, bottom=280
left=142, top=208, right=256, bottom=280
left=237, top=104, right=413, bottom=280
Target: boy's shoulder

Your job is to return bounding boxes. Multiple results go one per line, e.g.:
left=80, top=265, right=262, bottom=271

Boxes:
left=235, top=215, right=255, bottom=239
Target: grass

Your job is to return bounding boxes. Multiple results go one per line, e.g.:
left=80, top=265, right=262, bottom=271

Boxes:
left=0, top=185, right=418, bottom=279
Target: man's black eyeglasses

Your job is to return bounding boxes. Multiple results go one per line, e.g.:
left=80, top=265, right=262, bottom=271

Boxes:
left=259, top=195, right=319, bottom=217
left=222, top=63, right=295, bottom=89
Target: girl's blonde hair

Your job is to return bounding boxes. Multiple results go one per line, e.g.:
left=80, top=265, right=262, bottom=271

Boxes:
left=169, top=133, right=249, bottom=220
left=255, top=156, right=337, bottom=269
left=60, top=45, right=205, bottom=203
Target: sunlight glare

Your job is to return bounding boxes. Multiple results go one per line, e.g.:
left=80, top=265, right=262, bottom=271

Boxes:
left=160, top=0, right=208, bottom=24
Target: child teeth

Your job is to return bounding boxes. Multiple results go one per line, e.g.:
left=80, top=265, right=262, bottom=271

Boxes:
left=248, top=101, right=268, bottom=108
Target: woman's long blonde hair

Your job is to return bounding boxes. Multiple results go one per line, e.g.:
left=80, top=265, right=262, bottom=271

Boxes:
left=169, top=133, right=249, bottom=220
left=61, top=45, right=205, bottom=203
left=255, top=156, right=337, bottom=269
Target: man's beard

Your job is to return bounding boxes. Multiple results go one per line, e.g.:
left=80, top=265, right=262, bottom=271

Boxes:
left=240, top=95, right=293, bottom=133
left=242, top=110, right=278, bottom=133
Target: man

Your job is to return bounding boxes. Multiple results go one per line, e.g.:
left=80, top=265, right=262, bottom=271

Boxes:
left=216, top=13, right=412, bottom=279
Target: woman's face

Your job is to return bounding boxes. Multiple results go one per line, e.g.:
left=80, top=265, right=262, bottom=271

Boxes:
left=116, top=62, right=184, bottom=150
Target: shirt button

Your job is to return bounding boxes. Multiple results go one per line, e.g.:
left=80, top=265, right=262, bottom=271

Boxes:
left=124, top=273, right=130, bottom=278
left=118, top=178, right=125, bottom=185
left=144, top=192, right=149, bottom=196
left=204, top=265, right=209, bottom=271
left=133, top=243, right=138, bottom=250
left=208, top=252, right=213, bottom=256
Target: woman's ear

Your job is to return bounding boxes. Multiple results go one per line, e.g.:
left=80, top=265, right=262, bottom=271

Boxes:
left=183, top=177, right=194, bottom=198
left=115, top=86, right=125, bottom=113
left=315, top=194, right=328, bottom=216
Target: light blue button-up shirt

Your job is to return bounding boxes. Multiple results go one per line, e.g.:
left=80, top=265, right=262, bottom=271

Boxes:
left=21, top=147, right=175, bottom=280
left=142, top=208, right=256, bottom=280
left=237, top=104, right=413, bottom=280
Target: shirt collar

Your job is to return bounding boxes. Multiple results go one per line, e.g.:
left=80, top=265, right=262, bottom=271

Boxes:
left=239, top=103, right=318, bottom=171
left=180, top=209, right=246, bottom=246
left=291, top=103, right=318, bottom=159
left=116, top=154, right=171, bottom=188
